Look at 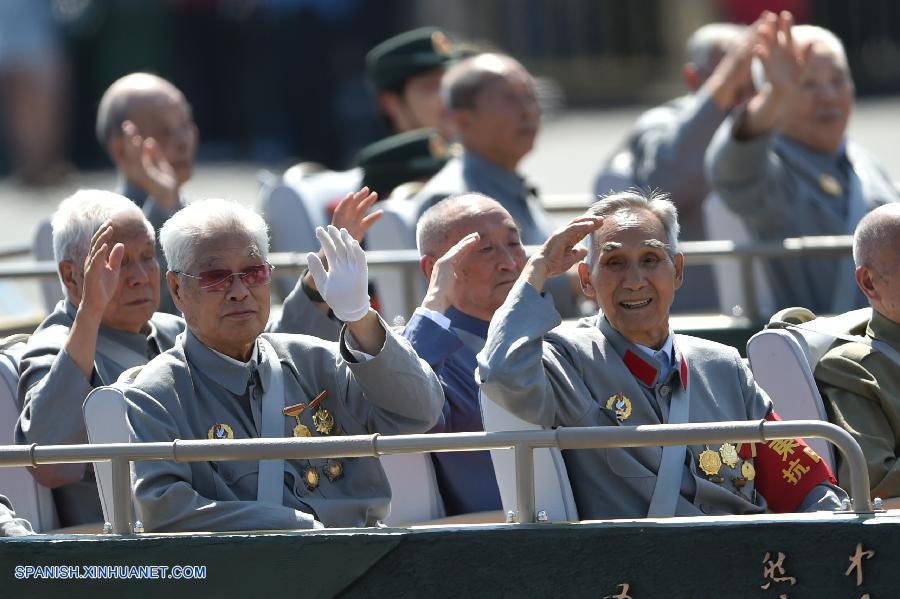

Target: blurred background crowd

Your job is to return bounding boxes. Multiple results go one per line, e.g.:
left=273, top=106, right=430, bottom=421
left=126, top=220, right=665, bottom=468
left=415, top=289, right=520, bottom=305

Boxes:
left=2, top=0, right=899, bottom=184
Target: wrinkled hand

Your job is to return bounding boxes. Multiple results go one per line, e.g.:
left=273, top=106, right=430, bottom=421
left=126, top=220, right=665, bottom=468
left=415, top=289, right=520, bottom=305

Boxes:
left=753, top=11, right=805, bottom=98
left=306, top=226, right=371, bottom=322
left=331, top=187, right=383, bottom=242
left=79, top=221, right=125, bottom=317
left=120, top=120, right=179, bottom=210
left=526, top=215, right=604, bottom=291
left=422, top=232, right=480, bottom=313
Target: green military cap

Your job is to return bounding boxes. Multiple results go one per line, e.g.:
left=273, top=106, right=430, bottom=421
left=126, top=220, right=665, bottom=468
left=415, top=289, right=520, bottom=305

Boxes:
left=356, top=128, right=453, bottom=197
left=366, top=27, right=456, bottom=91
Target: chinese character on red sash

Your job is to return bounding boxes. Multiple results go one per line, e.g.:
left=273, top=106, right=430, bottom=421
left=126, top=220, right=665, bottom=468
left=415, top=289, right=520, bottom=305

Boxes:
left=739, top=411, right=837, bottom=512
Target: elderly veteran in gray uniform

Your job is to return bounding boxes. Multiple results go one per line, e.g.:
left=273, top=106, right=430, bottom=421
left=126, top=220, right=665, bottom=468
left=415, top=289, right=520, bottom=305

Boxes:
left=594, top=22, right=754, bottom=312
left=16, top=190, right=341, bottom=527
left=477, top=191, right=846, bottom=519
left=706, top=13, right=899, bottom=315
left=124, top=201, right=443, bottom=532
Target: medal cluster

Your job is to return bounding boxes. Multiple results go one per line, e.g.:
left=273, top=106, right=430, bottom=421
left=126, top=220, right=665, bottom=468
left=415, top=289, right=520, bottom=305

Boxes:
left=698, top=442, right=756, bottom=488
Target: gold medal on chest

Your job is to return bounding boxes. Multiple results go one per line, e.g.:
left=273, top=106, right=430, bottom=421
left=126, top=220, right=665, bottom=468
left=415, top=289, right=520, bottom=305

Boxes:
left=719, top=442, right=739, bottom=468
left=819, top=173, right=842, bottom=196
left=698, top=445, right=722, bottom=476
left=293, top=422, right=312, bottom=438
left=304, top=466, right=320, bottom=491
left=741, top=460, right=756, bottom=481
left=606, top=394, right=632, bottom=422
left=324, top=459, right=344, bottom=482
left=207, top=423, right=234, bottom=440
left=313, top=408, right=335, bottom=435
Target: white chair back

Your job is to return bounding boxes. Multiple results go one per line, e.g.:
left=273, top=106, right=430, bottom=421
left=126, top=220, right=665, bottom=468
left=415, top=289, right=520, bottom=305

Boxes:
left=364, top=199, right=422, bottom=323
left=702, top=193, right=776, bottom=317
left=479, top=389, right=578, bottom=522
left=0, top=335, right=59, bottom=532
left=746, top=307, right=872, bottom=471
left=82, top=385, right=132, bottom=526
left=379, top=453, right=446, bottom=525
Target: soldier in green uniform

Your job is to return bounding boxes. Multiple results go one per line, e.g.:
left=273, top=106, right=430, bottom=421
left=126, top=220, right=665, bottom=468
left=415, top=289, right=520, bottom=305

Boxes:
left=816, top=204, right=900, bottom=505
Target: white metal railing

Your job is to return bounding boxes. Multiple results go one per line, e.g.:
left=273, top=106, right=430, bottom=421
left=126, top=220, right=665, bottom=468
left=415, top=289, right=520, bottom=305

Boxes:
left=0, top=420, right=872, bottom=535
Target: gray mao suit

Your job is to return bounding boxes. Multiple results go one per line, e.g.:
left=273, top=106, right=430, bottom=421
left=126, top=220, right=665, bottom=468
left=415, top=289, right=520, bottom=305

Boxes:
left=594, top=90, right=728, bottom=312
left=477, top=281, right=845, bottom=519
left=706, top=124, right=899, bottom=314
left=124, top=321, right=443, bottom=532
left=15, top=280, right=339, bottom=527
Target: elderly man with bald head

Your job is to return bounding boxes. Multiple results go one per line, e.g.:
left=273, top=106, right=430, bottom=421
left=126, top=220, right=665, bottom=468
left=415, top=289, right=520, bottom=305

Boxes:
left=706, top=12, right=899, bottom=314
left=401, top=192, right=526, bottom=516
left=413, top=53, right=549, bottom=245
left=816, top=204, right=900, bottom=503
left=96, top=72, right=199, bottom=313
left=124, top=200, right=442, bottom=532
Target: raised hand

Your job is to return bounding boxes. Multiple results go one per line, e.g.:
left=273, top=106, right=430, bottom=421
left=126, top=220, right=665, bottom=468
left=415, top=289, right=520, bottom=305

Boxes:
left=79, top=221, right=125, bottom=318
left=306, top=226, right=371, bottom=322
left=422, top=232, right=481, bottom=314
left=331, top=187, right=384, bottom=242
left=753, top=10, right=804, bottom=100
left=120, top=120, right=179, bottom=210
left=525, top=215, right=604, bottom=292
left=705, top=17, right=761, bottom=110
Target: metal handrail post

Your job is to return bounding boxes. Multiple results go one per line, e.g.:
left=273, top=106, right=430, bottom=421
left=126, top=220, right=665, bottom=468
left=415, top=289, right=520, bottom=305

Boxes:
left=110, top=457, right=133, bottom=535
left=514, top=443, right=536, bottom=523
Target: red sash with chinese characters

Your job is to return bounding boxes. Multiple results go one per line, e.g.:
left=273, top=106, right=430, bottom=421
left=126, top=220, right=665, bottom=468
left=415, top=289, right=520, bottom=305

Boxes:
left=739, top=411, right=837, bottom=512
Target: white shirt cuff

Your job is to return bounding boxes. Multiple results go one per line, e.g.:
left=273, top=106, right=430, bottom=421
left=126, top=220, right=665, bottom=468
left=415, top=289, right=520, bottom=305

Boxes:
left=414, top=306, right=451, bottom=330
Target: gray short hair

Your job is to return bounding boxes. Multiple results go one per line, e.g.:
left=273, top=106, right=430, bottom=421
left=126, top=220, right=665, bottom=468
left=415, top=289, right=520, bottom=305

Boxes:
left=160, top=199, right=269, bottom=273
left=853, top=204, right=900, bottom=270
left=440, top=53, right=525, bottom=111
left=51, top=189, right=152, bottom=292
left=685, top=22, right=748, bottom=73
left=585, top=190, right=680, bottom=265
left=95, top=72, right=185, bottom=148
left=416, top=192, right=500, bottom=255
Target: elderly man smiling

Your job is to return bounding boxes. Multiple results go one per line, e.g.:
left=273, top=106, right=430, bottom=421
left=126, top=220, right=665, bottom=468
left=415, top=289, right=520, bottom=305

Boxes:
left=124, top=200, right=443, bottom=532
left=478, top=190, right=847, bottom=519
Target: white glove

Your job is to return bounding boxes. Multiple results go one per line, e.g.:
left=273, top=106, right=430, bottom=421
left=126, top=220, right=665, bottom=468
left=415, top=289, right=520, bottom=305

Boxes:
left=306, top=225, right=371, bottom=322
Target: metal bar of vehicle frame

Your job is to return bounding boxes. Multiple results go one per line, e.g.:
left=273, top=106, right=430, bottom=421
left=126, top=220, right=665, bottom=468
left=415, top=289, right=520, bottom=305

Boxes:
left=0, top=420, right=871, bottom=533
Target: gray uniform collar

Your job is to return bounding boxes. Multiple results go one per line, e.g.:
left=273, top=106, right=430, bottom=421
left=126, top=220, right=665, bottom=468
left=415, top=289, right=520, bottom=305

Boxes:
left=64, top=300, right=158, bottom=358
left=182, top=328, right=262, bottom=395
left=462, top=150, right=533, bottom=200
left=596, top=315, right=687, bottom=390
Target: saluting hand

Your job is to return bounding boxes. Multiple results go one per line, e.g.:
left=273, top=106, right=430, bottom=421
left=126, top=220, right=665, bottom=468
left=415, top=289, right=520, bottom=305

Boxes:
left=79, top=221, right=124, bottom=319
left=421, top=232, right=481, bottom=314
left=525, top=215, right=604, bottom=293
left=120, top=120, right=179, bottom=210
